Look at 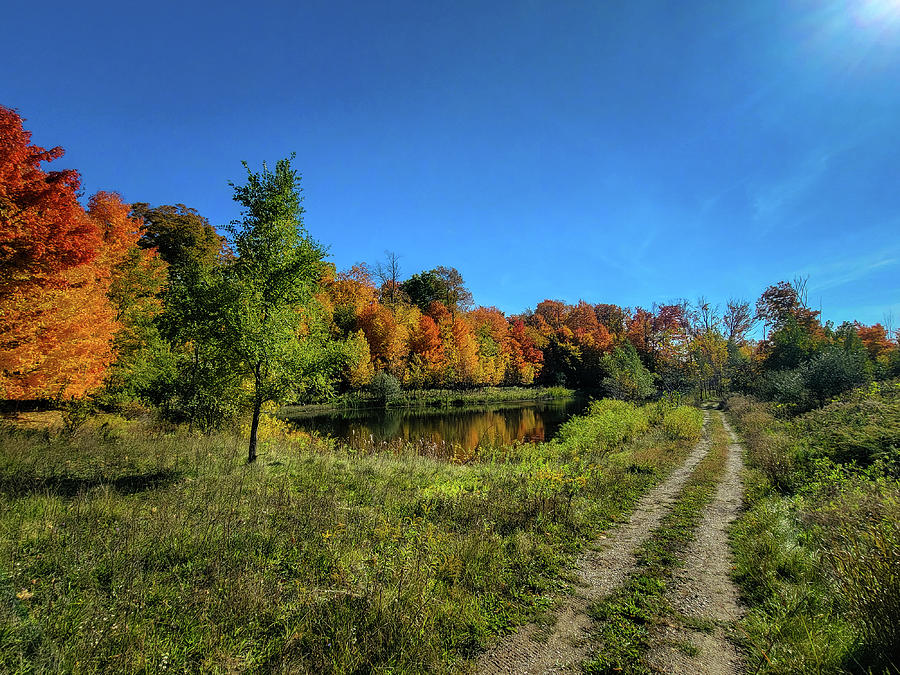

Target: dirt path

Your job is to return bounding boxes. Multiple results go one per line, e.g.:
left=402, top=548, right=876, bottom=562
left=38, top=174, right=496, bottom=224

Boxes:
left=476, top=413, right=712, bottom=675
left=647, top=411, right=745, bottom=674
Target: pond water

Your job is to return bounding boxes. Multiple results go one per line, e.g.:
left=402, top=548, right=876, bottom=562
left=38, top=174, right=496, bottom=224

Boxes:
left=282, top=398, right=588, bottom=452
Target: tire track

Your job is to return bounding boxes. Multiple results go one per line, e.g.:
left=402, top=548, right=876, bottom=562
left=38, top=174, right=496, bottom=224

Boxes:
left=647, top=411, right=745, bottom=674
left=477, top=413, right=711, bottom=675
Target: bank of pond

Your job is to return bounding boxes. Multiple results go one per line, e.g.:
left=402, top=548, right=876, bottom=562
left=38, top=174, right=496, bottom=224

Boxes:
left=280, top=397, right=589, bottom=452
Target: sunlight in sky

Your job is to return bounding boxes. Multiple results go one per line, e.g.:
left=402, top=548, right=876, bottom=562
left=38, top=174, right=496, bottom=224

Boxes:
left=853, top=0, right=900, bottom=28
left=814, top=0, right=900, bottom=49
left=795, top=0, right=900, bottom=89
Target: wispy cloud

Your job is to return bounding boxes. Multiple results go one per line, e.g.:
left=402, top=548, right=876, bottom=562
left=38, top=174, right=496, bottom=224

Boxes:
left=752, top=151, right=831, bottom=227
left=803, top=247, right=900, bottom=293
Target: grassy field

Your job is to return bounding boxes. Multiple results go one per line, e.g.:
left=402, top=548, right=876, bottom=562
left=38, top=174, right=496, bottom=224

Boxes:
left=726, top=383, right=900, bottom=674
left=1, top=399, right=699, bottom=673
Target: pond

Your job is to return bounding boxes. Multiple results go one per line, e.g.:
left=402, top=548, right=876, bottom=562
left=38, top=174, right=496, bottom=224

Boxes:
left=282, top=398, right=589, bottom=452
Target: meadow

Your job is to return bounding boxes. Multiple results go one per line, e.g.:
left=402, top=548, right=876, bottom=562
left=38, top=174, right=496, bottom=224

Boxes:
left=1, top=399, right=702, bottom=673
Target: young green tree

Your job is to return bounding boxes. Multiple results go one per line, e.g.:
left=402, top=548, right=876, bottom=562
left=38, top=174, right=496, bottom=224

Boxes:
left=129, top=202, right=236, bottom=428
left=225, top=156, right=327, bottom=462
left=600, top=343, right=656, bottom=400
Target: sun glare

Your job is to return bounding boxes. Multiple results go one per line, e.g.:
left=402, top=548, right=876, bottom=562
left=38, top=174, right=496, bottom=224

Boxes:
left=854, top=0, right=900, bottom=27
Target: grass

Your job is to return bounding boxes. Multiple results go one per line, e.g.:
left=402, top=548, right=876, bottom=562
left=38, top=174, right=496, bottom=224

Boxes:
left=282, top=385, right=576, bottom=414
left=582, top=411, right=729, bottom=674
left=0, top=399, right=696, bottom=673
left=726, top=384, right=900, bottom=674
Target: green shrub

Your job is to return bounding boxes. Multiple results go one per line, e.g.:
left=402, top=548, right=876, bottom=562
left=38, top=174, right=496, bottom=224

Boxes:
left=599, top=344, right=656, bottom=401
left=802, top=348, right=869, bottom=406
left=660, top=406, right=703, bottom=441
left=726, top=396, right=799, bottom=493
left=792, top=385, right=900, bottom=472
left=368, top=371, right=402, bottom=404
left=758, top=347, right=871, bottom=414
left=60, top=397, right=96, bottom=436
left=556, top=399, right=650, bottom=452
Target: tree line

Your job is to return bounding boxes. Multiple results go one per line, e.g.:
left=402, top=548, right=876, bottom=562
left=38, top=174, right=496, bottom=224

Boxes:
left=3, top=106, right=899, bottom=459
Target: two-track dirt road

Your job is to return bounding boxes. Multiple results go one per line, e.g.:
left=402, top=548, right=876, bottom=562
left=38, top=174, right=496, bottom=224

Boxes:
left=476, top=410, right=745, bottom=675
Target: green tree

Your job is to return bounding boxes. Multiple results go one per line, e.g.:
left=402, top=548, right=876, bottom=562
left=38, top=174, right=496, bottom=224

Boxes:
left=433, top=265, right=473, bottom=314
left=131, top=203, right=225, bottom=272
left=156, top=266, right=244, bottom=430
left=401, top=266, right=472, bottom=314
left=224, top=156, right=328, bottom=462
left=765, top=316, right=820, bottom=371
left=402, top=270, right=444, bottom=312
left=120, top=202, right=233, bottom=420
left=600, top=344, right=656, bottom=400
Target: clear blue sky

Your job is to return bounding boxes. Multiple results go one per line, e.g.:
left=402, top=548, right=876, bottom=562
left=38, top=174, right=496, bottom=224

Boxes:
left=4, top=0, right=899, bottom=327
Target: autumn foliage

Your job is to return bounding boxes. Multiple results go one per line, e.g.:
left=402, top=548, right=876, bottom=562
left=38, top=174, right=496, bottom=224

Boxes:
left=2, top=104, right=899, bottom=407
left=0, top=109, right=151, bottom=400
left=0, top=107, right=100, bottom=297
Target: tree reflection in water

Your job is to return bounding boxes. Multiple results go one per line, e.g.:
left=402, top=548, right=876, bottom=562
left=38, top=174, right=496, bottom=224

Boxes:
left=284, top=399, right=587, bottom=454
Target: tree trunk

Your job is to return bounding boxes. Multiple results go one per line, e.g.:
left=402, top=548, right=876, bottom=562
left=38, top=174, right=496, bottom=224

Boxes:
left=248, top=361, right=263, bottom=463
left=248, top=396, right=261, bottom=463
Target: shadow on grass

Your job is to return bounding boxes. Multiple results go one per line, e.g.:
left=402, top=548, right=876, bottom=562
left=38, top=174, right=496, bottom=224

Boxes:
left=0, top=469, right=182, bottom=498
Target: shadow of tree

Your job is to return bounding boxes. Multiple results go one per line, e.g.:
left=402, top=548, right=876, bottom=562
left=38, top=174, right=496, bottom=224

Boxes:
left=0, top=469, right=181, bottom=498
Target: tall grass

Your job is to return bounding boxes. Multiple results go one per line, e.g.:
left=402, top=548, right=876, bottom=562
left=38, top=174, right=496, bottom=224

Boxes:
left=660, top=406, right=704, bottom=441
left=1, top=399, right=698, bottom=673
left=726, top=387, right=900, bottom=673
left=555, top=399, right=650, bottom=453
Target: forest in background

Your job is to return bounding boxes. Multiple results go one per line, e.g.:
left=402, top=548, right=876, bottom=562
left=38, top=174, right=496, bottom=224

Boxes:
left=3, top=104, right=900, bottom=445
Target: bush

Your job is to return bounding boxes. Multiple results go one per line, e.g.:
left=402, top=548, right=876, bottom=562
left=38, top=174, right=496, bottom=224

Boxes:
left=368, top=371, right=402, bottom=404
left=758, top=347, right=870, bottom=414
left=803, top=348, right=869, bottom=406
left=763, top=368, right=809, bottom=409
left=60, top=397, right=96, bottom=436
left=792, top=384, right=900, bottom=471
left=727, top=395, right=798, bottom=493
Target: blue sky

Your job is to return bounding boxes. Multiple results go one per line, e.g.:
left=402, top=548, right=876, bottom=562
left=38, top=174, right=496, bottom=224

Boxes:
left=4, top=0, right=899, bottom=326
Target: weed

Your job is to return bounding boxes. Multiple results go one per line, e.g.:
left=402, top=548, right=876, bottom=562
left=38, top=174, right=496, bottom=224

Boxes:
left=660, top=406, right=704, bottom=441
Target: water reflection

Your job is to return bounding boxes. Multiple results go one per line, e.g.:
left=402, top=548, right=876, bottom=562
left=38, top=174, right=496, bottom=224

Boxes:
left=283, top=399, right=587, bottom=451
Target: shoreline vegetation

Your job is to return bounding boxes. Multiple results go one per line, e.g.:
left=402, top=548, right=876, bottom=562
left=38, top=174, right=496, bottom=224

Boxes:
left=1, top=399, right=702, bottom=673
left=280, top=385, right=576, bottom=415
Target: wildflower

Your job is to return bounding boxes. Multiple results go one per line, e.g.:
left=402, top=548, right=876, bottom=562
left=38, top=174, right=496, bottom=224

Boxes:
left=16, top=589, right=33, bottom=601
